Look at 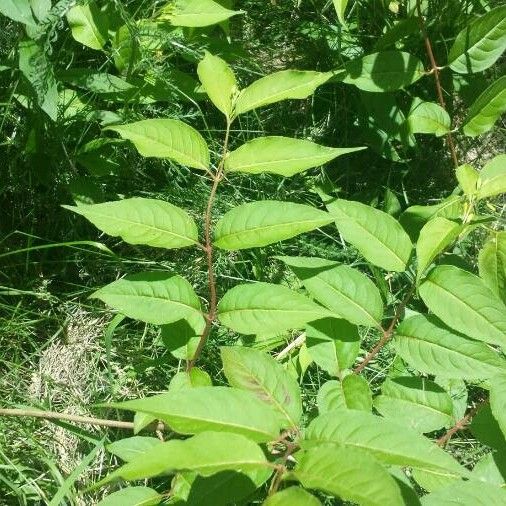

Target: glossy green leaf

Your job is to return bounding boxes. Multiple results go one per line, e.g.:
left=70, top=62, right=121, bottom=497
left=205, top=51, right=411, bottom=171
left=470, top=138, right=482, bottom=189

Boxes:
left=109, top=387, right=282, bottom=442
left=463, top=76, right=506, bottom=136
left=64, top=198, right=199, bottom=249
left=476, top=154, right=506, bottom=199
left=317, top=377, right=372, bottom=413
left=421, top=480, right=506, bottom=505
left=321, top=194, right=413, bottom=272
left=97, top=487, right=161, bottom=506
left=490, top=374, right=506, bottom=438
left=197, top=51, right=238, bottom=117
left=159, top=0, right=245, bottom=27
left=394, top=315, right=506, bottom=380
left=264, top=486, right=321, bottom=506
left=416, top=217, right=462, bottom=279
left=217, top=282, right=332, bottom=335
left=91, top=272, right=203, bottom=326
left=214, top=201, right=333, bottom=250
left=66, top=2, right=108, bottom=50
left=332, top=0, right=349, bottom=26
left=224, top=136, right=364, bottom=176
left=306, top=318, right=360, bottom=376
left=406, top=101, right=451, bottom=137
left=0, top=0, right=36, bottom=25
left=105, top=119, right=210, bottom=170
left=448, top=6, right=506, bottom=74
left=234, top=70, right=332, bottom=116
left=456, top=164, right=479, bottom=196
left=294, top=445, right=404, bottom=506
left=98, top=432, right=269, bottom=486
left=342, top=51, right=425, bottom=92
left=304, top=410, right=467, bottom=475
left=479, top=232, right=506, bottom=304
left=374, top=377, right=454, bottom=433
left=278, top=256, right=383, bottom=327
left=221, top=346, right=302, bottom=427
left=419, top=265, right=506, bottom=349
left=107, top=437, right=162, bottom=463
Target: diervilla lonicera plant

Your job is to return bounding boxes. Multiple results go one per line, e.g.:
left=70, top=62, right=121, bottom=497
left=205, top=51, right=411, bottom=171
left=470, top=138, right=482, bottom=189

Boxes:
left=65, top=47, right=506, bottom=505
left=2, top=0, right=505, bottom=504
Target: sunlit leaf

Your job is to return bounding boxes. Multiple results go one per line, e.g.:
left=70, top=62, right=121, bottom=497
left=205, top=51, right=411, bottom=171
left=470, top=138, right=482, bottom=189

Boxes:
left=66, top=2, right=108, bottom=50
left=97, top=486, right=161, bottom=506
left=214, top=201, right=333, bottom=250
left=159, top=0, right=245, bottom=27
left=406, top=100, right=451, bottom=137
left=217, top=282, right=332, bottom=335
left=448, top=6, right=506, bottom=74
left=476, top=154, right=506, bottom=200
left=317, top=377, right=372, bottom=412
left=479, top=231, right=506, bottom=304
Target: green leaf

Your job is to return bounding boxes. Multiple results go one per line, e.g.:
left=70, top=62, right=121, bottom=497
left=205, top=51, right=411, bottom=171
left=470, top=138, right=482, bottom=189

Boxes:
left=416, top=217, right=462, bottom=280
left=304, top=410, right=467, bottom=475
left=98, top=432, right=269, bottom=486
left=332, top=0, right=349, bottom=26
left=342, top=51, right=425, bottom=92
left=0, top=0, right=36, bottom=25
left=59, top=69, right=136, bottom=94
left=306, top=318, right=360, bottom=376
left=448, top=6, right=506, bottom=74
left=18, top=39, right=58, bottom=120
left=463, top=76, right=506, bottom=136
left=317, top=377, right=372, bottom=413
left=217, top=282, right=332, bottom=335
left=321, top=194, right=413, bottom=272
left=225, top=136, right=364, bottom=177
left=197, top=51, right=238, bottom=117
left=64, top=198, right=199, bottom=249
left=470, top=404, right=506, bottom=450
left=220, top=346, right=302, bottom=427
left=479, top=232, right=506, bottom=304
left=161, top=319, right=203, bottom=361
left=105, top=119, right=210, bottom=171
left=394, top=315, right=506, bottom=380
left=159, top=0, right=245, bottom=27
left=406, top=100, right=451, bottom=137
left=108, top=387, right=282, bottom=442
left=421, top=480, right=506, bottom=505
left=490, top=375, right=506, bottom=438
left=476, top=154, right=506, bottom=200
left=400, top=195, right=464, bottom=242
left=419, top=265, right=506, bottom=349
left=234, top=70, right=332, bottom=116
left=411, top=468, right=461, bottom=493
left=374, top=377, right=454, bottom=433
left=91, top=272, right=203, bottom=326
left=214, top=201, right=333, bottom=250
left=456, top=164, right=479, bottom=196
left=107, top=437, right=162, bottom=463
left=472, top=452, right=506, bottom=488
left=294, top=445, right=404, bottom=506
left=169, top=368, right=212, bottom=392
left=97, top=487, right=161, bottom=506
left=264, top=486, right=321, bottom=506
left=66, top=2, right=108, bottom=50
left=278, top=256, right=384, bottom=327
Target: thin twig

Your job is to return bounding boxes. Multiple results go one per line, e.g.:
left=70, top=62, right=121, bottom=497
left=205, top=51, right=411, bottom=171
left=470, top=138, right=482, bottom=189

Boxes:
left=415, top=0, right=459, bottom=169
left=188, top=118, right=232, bottom=371
left=0, top=408, right=134, bottom=429
left=436, top=400, right=487, bottom=446
left=276, top=333, right=306, bottom=361
left=353, top=284, right=416, bottom=374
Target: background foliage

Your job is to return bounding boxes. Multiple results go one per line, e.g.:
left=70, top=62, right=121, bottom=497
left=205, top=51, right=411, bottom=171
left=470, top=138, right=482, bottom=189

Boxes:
left=0, top=0, right=505, bottom=504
